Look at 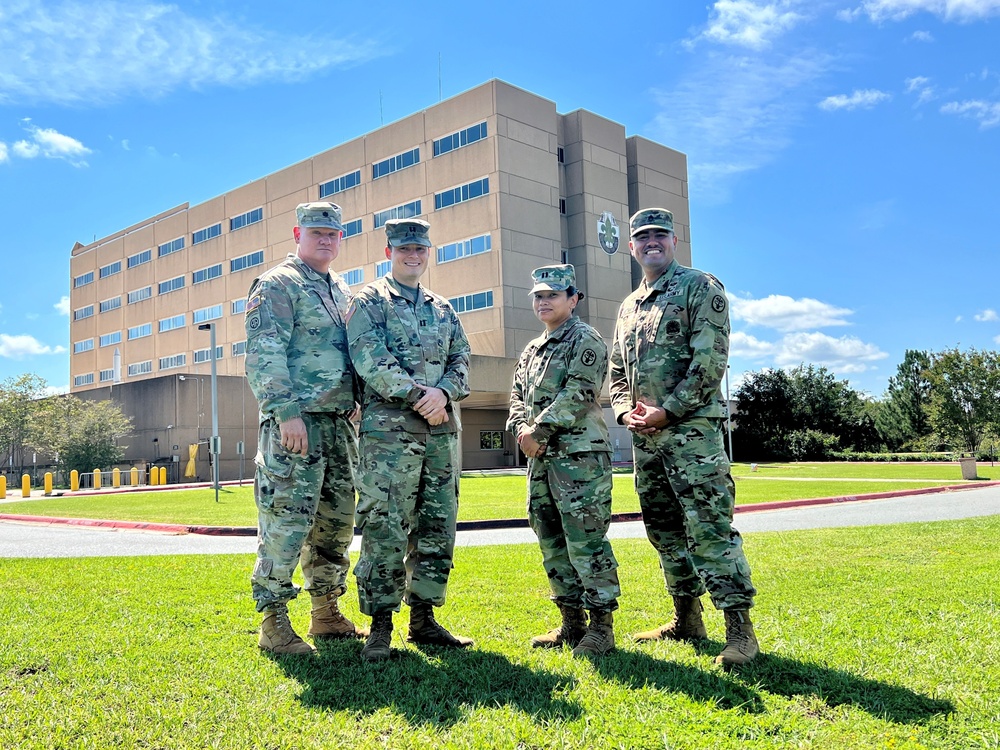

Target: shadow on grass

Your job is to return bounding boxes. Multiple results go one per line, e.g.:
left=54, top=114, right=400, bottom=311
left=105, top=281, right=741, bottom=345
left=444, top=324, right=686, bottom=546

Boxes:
left=589, top=647, right=765, bottom=711
left=623, top=638, right=956, bottom=724
left=737, top=650, right=955, bottom=724
left=266, top=636, right=582, bottom=728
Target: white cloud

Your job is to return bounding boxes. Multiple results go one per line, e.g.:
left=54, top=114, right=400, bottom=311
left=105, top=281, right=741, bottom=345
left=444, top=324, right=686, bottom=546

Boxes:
left=940, top=99, right=1000, bottom=128
left=731, top=330, right=887, bottom=375
left=649, top=50, right=832, bottom=201
left=0, top=334, right=66, bottom=359
left=730, top=294, right=854, bottom=331
left=43, top=384, right=70, bottom=397
left=0, top=141, right=7, bottom=163
left=974, top=308, right=999, bottom=321
left=694, top=1, right=806, bottom=50
left=0, top=1, right=380, bottom=106
left=54, top=296, right=71, bottom=316
left=7, top=121, right=92, bottom=166
left=956, top=315, right=964, bottom=322
left=852, top=0, right=1000, bottom=21
left=905, top=76, right=936, bottom=105
left=995, top=334, right=1000, bottom=344
left=121, top=139, right=130, bottom=151
left=818, top=89, right=891, bottom=110
left=730, top=331, right=778, bottom=357
left=773, top=332, right=888, bottom=372
left=908, top=29, right=935, bottom=41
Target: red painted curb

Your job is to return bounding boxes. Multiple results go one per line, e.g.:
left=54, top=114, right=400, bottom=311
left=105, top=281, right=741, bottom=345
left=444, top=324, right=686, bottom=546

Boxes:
left=2, top=481, right=997, bottom=537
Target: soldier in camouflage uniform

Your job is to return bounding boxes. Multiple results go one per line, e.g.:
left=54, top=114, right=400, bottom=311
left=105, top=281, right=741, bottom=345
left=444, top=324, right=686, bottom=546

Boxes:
left=245, top=202, right=365, bottom=655
left=507, top=264, right=619, bottom=656
left=610, top=208, right=760, bottom=668
left=347, top=218, right=473, bottom=662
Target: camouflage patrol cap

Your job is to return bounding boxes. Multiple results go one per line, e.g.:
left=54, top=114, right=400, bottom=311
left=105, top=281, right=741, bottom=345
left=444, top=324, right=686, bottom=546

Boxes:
left=385, top=218, right=432, bottom=248
left=629, top=207, right=674, bottom=236
left=296, top=202, right=345, bottom=231
left=529, top=264, right=584, bottom=299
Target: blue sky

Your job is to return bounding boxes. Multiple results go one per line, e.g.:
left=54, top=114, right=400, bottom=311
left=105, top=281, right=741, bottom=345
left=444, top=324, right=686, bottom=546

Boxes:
left=1, top=0, right=998, bottom=397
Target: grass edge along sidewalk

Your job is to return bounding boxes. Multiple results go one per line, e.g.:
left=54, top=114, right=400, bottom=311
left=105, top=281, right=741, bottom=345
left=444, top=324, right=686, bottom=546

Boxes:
left=3, top=480, right=998, bottom=537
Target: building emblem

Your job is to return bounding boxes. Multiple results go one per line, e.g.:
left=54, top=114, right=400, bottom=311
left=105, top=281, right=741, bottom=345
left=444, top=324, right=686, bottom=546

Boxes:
left=597, top=211, right=620, bottom=255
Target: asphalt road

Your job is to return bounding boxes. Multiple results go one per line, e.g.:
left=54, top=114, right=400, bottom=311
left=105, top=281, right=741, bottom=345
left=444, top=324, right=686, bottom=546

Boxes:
left=2, top=484, right=999, bottom=559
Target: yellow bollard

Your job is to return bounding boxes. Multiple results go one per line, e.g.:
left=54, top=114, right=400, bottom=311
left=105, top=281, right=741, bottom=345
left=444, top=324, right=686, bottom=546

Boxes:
left=159, top=466, right=167, bottom=485
left=0, top=475, right=6, bottom=499
left=94, top=469, right=102, bottom=490
left=113, top=468, right=121, bottom=488
left=22, top=474, right=31, bottom=498
left=130, top=467, right=138, bottom=486
left=149, top=465, right=158, bottom=486
left=71, top=470, right=79, bottom=491
left=44, top=472, right=53, bottom=496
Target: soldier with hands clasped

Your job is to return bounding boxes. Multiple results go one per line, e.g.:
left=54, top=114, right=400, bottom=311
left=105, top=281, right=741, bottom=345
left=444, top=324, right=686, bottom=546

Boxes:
left=347, top=218, right=473, bottom=662
left=508, top=264, right=621, bottom=657
left=610, top=208, right=760, bottom=668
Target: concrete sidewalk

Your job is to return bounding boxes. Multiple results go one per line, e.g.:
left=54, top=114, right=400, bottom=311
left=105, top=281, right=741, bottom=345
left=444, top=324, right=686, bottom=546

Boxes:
left=2, top=480, right=999, bottom=537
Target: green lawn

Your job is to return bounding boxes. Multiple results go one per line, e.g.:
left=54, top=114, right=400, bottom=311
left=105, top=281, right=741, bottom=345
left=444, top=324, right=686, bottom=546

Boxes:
left=2, top=516, right=998, bottom=749
left=0, top=474, right=961, bottom=527
left=731, top=461, right=999, bottom=481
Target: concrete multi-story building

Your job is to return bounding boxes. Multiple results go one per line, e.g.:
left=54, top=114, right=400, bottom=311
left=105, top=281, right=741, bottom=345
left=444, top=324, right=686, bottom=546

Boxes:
left=68, top=80, right=691, bottom=479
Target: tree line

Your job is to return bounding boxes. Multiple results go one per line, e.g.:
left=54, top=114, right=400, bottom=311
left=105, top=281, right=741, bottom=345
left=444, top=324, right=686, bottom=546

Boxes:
left=731, top=347, right=1000, bottom=461
left=0, top=374, right=132, bottom=479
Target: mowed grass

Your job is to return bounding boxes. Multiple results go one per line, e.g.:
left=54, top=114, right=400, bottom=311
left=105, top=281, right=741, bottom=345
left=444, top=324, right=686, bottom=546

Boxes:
left=0, top=463, right=985, bottom=527
left=2, top=516, right=999, bottom=749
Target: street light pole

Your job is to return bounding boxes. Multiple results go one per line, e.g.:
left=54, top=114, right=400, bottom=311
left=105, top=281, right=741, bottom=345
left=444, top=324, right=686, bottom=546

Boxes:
left=199, top=322, right=220, bottom=503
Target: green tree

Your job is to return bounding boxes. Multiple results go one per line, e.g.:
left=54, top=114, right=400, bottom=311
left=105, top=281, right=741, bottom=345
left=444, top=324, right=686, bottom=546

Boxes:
left=925, top=347, right=1000, bottom=453
left=880, top=349, right=933, bottom=450
left=0, top=373, right=49, bottom=476
left=28, top=395, right=133, bottom=477
left=731, top=368, right=796, bottom=459
left=732, top=364, right=879, bottom=460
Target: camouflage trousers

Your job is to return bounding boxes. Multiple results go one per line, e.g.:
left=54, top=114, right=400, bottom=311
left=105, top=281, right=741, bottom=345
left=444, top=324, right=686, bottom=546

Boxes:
left=527, top=451, right=620, bottom=612
left=251, top=412, right=358, bottom=612
left=353, top=430, right=459, bottom=616
left=633, top=417, right=756, bottom=610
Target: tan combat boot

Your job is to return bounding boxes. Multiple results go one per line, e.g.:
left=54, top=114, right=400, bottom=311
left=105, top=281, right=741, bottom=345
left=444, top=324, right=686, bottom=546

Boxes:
left=633, top=595, right=708, bottom=642
left=361, top=611, right=394, bottom=663
left=259, top=606, right=316, bottom=655
left=572, top=610, right=615, bottom=657
left=407, top=602, right=473, bottom=648
left=308, top=591, right=365, bottom=639
left=715, top=608, right=759, bottom=668
left=531, top=602, right=588, bottom=649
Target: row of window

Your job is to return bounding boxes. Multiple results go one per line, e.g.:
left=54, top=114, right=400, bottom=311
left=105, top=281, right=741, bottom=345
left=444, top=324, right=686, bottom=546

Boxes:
left=74, top=305, right=228, bottom=351
left=76, top=280, right=494, bottom=355
left=335, top=232, right=493, bottom=289
left=75, top=127, right=493, bottom=290
left=73, top=210, right=264, bottom=287
left=74, top=251, right=266, bottom=320
left=73, top=342, right=246, bottom=387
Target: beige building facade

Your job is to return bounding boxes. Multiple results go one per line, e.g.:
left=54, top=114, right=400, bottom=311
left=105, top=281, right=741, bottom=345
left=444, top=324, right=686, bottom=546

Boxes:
left=68, top=80, right=691, bottom=477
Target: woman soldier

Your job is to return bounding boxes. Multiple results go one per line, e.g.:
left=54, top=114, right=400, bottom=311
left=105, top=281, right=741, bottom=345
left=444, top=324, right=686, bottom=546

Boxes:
left=507, top=264, right=621, bottom=656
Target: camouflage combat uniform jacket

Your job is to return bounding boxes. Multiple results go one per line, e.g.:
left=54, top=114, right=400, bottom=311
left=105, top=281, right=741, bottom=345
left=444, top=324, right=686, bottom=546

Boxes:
left=244, top=254, right=357, bottom=421
left=507, top=316, right=612, bottom=458
left=609, top=259, right=729, bottom=436
left=346, top=276, right=470, bottom=434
